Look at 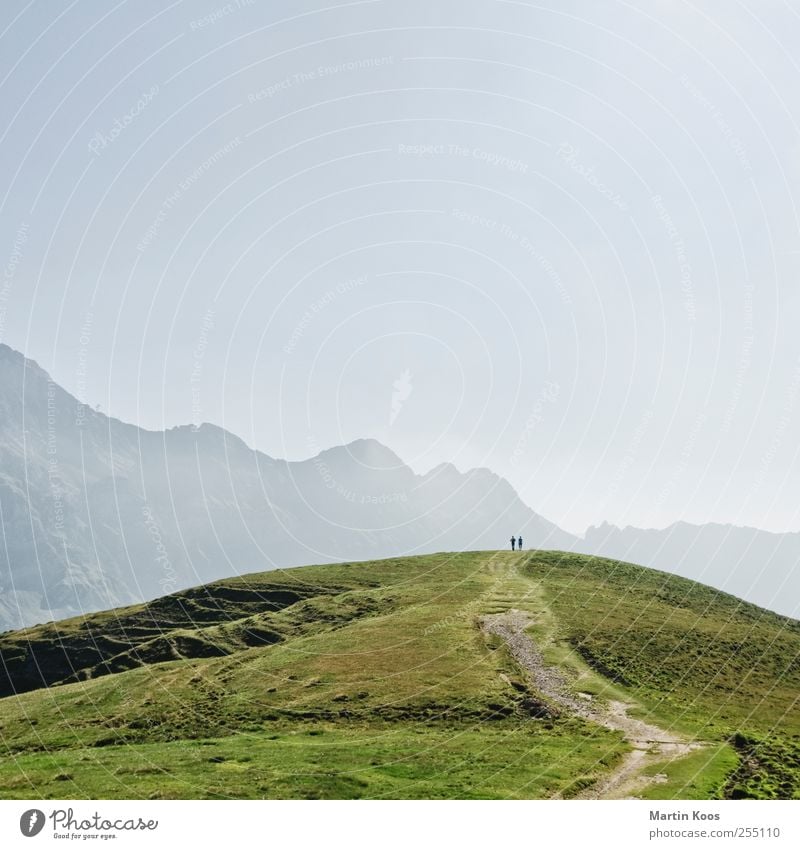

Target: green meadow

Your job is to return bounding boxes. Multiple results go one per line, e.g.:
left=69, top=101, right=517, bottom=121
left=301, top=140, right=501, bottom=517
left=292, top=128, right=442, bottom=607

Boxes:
left=1, top=551, right=798, bottom=799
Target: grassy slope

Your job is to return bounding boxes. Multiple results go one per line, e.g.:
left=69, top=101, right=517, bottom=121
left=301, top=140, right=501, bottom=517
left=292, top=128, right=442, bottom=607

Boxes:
left=0, top=550, right=798, bottom=799
left=529, top=552, right=800, bottom=799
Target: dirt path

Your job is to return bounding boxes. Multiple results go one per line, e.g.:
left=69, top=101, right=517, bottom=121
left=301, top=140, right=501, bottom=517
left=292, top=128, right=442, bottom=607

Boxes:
left=482, top=608, right=703, bottom=799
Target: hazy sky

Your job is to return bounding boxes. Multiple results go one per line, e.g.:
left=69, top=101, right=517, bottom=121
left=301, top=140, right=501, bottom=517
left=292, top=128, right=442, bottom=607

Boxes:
left=2, top=0, right=799, bottom=534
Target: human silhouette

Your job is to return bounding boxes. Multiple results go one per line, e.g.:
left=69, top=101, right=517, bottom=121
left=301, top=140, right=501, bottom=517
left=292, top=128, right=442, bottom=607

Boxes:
left=518, top=536, right=523, bottom=551
left=510, top=535, right=516, bottom=551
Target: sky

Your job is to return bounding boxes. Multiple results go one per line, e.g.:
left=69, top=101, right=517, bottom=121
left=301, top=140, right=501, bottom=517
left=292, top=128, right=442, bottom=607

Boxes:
left=1, top=0, right=800, bottom=535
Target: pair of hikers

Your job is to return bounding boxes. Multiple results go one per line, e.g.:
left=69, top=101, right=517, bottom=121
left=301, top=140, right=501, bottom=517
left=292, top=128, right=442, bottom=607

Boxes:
left=510, top=535, right=523, bottom=551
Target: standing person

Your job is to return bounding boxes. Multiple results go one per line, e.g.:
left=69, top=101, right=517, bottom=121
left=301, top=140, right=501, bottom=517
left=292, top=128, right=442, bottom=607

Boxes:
left=518, top=536, right=523, bottom=551
left=510, top=535, right=516, bottom=551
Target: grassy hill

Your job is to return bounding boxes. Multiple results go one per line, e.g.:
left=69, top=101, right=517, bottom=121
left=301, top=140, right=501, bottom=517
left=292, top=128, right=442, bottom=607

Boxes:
left=0, top=550, right=798, bottom=800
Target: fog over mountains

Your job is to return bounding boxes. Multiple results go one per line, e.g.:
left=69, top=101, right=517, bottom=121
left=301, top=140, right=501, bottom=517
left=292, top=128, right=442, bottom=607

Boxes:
left=579, top=522, right=800, bottom=622
left=0, top=343, right=798, bottom=631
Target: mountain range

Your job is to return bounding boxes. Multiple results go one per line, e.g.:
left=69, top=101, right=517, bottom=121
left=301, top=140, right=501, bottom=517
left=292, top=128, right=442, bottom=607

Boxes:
left=0, top=342, right=797, bottom=630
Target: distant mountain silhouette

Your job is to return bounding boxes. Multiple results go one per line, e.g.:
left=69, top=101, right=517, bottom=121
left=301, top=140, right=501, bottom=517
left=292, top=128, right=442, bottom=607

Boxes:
left=1, top=343, right=798, bottom=629
left=0, top=344, right=573, bottom=630
left=573, top=521, right=800, bottom=620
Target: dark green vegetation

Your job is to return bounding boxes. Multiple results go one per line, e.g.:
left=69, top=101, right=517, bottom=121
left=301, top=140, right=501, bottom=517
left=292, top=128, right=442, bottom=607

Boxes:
left=1, top=551, right=798, bottom=799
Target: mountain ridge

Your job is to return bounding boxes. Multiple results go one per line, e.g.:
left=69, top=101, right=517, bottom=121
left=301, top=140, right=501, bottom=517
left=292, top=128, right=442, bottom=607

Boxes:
left=1, top=342, right=798, bottom=627
left=582, top=517, right=800, bottom=537
left=0, top=344, right=573, bottom=631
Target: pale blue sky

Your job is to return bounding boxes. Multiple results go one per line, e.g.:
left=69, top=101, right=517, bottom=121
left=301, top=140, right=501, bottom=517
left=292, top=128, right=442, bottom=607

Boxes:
left=2, top=0, right=800, bottom=534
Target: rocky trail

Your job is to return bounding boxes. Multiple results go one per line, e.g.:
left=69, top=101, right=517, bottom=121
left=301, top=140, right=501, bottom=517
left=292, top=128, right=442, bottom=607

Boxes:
left=482, top=608, right=704, bottom=799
